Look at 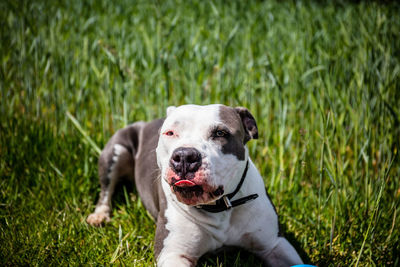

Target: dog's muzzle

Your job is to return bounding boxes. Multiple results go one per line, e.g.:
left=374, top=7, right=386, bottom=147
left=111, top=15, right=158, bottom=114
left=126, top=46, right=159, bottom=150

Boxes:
left=166, top=147, right=225, bottom=205
left=169, top=147, right=202, bottom=180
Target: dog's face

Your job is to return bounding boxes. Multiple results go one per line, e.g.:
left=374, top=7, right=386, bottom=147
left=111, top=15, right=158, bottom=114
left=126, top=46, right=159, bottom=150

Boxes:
left=156, top=104, right=258, bottom=206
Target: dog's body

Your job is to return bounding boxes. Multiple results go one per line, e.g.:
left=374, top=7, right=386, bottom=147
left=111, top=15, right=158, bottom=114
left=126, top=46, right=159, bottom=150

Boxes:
left=87, top=104, right=303, bottom=266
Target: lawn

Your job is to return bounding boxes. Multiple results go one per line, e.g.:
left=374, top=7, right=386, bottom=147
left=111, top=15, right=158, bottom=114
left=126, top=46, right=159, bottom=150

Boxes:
left=1, top=0, right=399, bottom=266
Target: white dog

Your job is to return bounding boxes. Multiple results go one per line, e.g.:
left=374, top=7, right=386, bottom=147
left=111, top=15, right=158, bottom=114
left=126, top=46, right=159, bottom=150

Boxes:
left=87, top=104, right=303, bottom=267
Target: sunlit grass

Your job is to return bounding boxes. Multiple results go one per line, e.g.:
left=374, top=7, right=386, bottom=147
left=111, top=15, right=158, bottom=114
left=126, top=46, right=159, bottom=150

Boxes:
left=1, top=0, right=399, bottom=266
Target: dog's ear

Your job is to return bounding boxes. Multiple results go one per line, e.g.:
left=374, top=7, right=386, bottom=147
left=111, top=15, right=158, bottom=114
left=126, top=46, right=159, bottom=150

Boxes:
left=166, top=106, right=176, bottom=117
left=235, top=107, right=258, bottom=143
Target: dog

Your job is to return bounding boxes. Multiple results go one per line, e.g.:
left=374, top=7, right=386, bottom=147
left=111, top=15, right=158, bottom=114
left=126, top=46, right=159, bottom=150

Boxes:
left=87, top=104, right=303, bottom=266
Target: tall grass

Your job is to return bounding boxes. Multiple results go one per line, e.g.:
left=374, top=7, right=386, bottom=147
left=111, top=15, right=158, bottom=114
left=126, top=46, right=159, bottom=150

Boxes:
left=1, top=0, right=399, bottom=266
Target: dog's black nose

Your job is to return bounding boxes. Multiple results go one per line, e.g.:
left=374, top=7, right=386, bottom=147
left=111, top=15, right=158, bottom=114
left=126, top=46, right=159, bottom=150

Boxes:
left=170, top=147, right=202, bottom=178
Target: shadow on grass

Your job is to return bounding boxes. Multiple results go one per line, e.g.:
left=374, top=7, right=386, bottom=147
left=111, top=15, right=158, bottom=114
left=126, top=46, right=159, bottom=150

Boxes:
left=111, top=179, right=137, bottom=207
left=199, top=246, right=263, bottom=267
left=197, top=232, right=311, bottom=267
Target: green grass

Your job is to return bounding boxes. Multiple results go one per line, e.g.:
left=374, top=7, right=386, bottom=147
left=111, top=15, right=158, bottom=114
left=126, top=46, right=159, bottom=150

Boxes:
left=1, top=0, right=399, bottom=266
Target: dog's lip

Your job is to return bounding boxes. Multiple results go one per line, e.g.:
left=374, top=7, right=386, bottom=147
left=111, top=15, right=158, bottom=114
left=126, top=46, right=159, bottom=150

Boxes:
left=174, top=180, right=196, bottom=187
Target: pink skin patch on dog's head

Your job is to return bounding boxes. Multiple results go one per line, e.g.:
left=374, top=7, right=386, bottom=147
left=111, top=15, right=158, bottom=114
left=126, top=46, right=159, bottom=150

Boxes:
left=165, top=167, right=224, bottom=205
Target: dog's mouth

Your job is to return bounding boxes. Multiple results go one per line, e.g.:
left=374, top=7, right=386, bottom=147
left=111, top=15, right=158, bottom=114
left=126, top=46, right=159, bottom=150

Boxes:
left=172, top=182, right=204, bottom=199
left=171, top=177, right=204, bottom=199
left=169, top=177, right=224, bottom=205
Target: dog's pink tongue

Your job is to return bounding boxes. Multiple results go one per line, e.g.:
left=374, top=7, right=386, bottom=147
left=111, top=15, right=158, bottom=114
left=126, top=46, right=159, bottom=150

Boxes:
left=174, top=180, right=196, bottom=187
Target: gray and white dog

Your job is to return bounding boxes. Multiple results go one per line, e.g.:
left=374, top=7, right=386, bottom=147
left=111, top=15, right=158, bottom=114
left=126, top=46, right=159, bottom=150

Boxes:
left=87, top=104, right=303, bottom=267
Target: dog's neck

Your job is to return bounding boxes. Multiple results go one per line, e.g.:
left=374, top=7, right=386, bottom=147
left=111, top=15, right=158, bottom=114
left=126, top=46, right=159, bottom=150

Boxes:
left=194, top=161, right=259, bottom=213
left=161, top=160, right=259, bottom=223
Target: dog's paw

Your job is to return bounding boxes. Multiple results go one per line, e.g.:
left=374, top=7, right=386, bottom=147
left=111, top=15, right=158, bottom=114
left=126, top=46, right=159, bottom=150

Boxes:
left=86, top=212, right=111, bottom=227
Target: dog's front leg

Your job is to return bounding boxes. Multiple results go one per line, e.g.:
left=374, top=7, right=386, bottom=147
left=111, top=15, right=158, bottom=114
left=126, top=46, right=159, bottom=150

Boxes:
left=155, top=229, right=202, bottom=267
left=154, top=211, right=215, bottom=267
left=257, top=237, right=303, bottom=267
left=157, top=253, right=197, bottom=267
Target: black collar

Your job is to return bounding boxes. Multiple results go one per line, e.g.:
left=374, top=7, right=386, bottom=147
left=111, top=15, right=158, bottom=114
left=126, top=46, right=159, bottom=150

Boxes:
left=196, top=161, right=259, bottom=213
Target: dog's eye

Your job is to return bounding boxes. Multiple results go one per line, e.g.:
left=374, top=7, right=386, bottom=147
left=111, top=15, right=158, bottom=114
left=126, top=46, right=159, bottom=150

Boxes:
left=214, top=130, right=228, bottom=138
left=164, top=130, right=174, bottom=136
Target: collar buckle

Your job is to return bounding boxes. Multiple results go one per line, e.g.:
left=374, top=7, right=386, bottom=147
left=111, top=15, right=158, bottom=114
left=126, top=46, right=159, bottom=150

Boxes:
left=222, top=196, right=232, bottom=209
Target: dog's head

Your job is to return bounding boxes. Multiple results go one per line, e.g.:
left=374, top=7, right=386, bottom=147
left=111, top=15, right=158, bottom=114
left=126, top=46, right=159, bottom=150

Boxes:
left=156, top=104, right=258, bottom=206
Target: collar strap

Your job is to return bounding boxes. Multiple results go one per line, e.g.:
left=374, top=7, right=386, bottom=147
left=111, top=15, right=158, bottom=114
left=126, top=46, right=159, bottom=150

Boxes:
left=196, top=161, right=259, bottom=213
